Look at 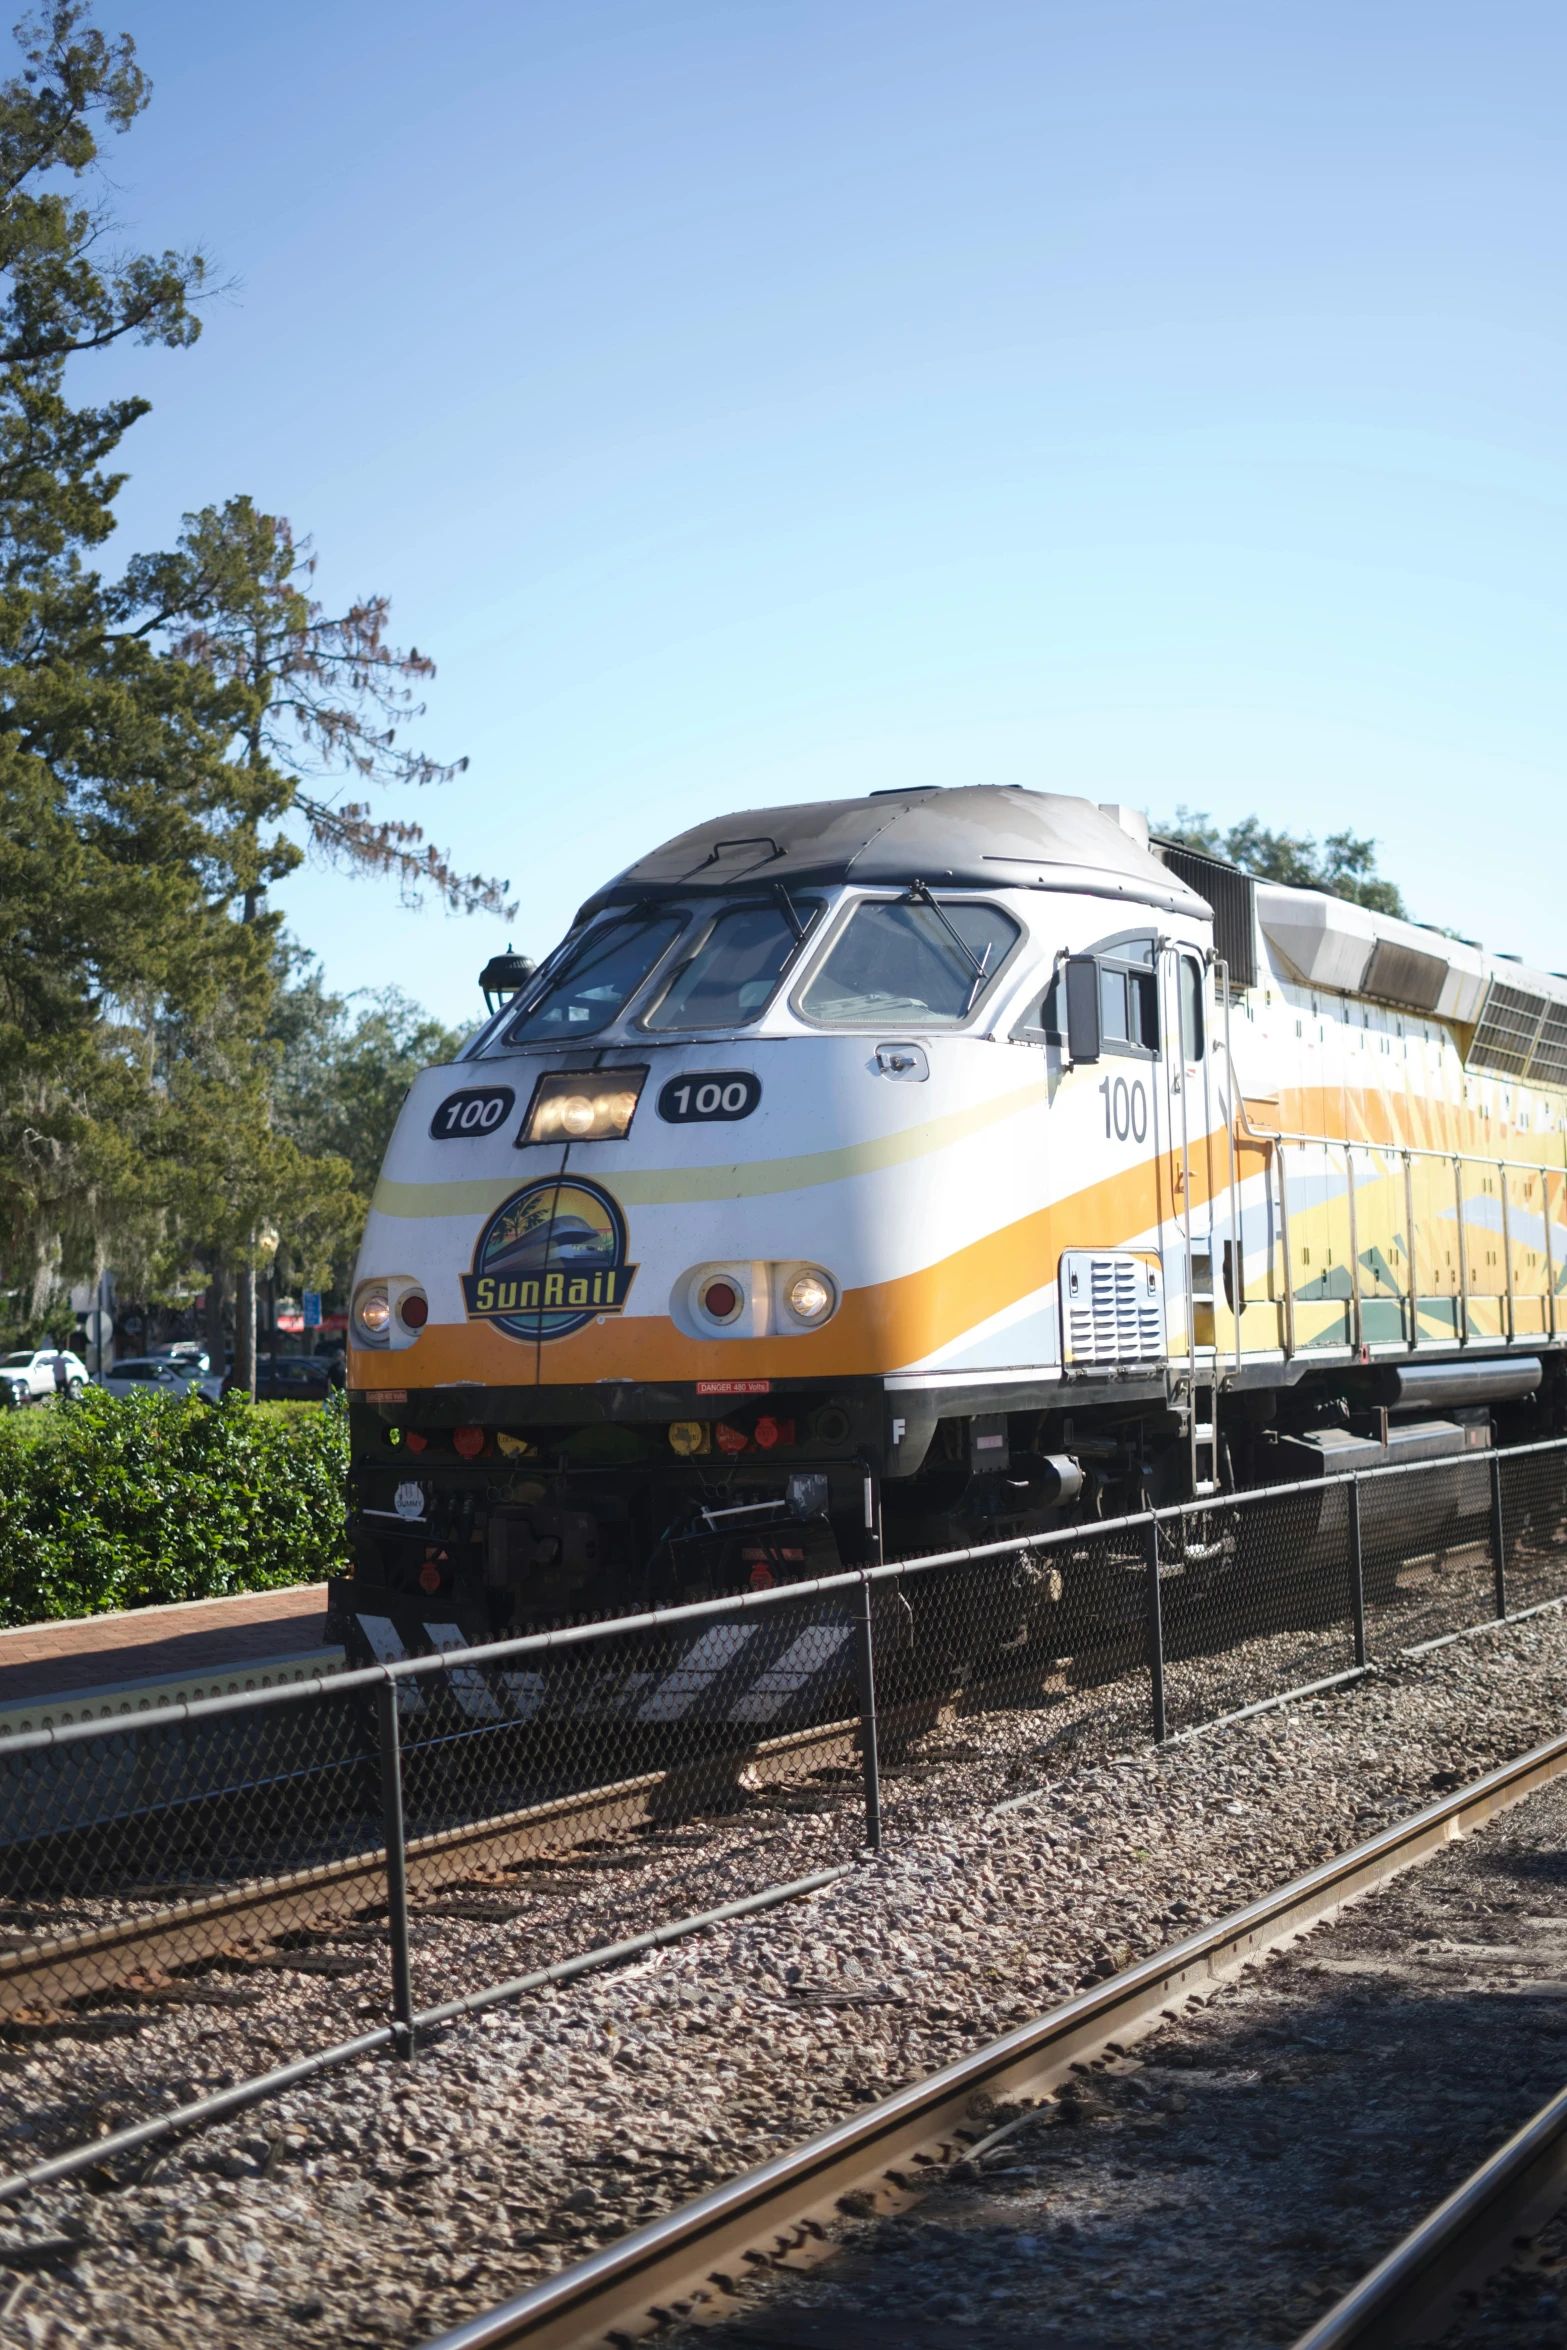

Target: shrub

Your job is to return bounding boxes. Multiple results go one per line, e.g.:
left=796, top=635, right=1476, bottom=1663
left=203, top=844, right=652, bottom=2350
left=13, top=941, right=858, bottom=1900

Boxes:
left=0, top=1389, right=349, bottom=1625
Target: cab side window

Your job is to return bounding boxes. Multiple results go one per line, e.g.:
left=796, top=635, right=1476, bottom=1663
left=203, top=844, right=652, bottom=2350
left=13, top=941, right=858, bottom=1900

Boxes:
left=1179, top=956, right=1205, bottom=1060
left=1099, top=962, right=1158, bottom=1052
left=1014, top=933, right=1158, bottom=1056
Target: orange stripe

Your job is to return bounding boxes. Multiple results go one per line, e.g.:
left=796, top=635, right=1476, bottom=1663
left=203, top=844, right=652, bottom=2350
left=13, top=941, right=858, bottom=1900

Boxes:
left=1271, top=1085, right=1567, bottom=1166
left=348, top=1083, right=1567, bottom=1399
left=353, top=1141, right=1188, bottom=1392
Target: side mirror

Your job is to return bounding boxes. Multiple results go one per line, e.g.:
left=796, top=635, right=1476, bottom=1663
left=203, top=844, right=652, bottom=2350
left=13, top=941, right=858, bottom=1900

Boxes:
left=1065, top=955, right=1101, bottom=1064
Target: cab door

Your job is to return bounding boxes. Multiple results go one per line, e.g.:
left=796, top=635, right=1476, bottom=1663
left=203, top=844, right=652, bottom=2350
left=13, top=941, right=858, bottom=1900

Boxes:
left=1053, top=936, right=1167, bottom=1365
left=1161, top=947, right=1216, bottom=1368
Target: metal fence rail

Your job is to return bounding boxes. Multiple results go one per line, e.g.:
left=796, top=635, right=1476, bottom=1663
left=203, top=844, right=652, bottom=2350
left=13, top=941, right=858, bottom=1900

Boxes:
left=2, top=1436, right=1566, bottom=2197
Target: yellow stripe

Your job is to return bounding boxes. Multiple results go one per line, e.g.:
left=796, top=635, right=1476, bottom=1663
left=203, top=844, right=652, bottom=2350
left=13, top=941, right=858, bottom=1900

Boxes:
left=368, top=1075, right=1051, bottom=1220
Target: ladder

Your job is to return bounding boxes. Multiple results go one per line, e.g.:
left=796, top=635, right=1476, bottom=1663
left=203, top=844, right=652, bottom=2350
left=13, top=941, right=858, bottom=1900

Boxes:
left=1187, top=1251, right=1220, bottom=1497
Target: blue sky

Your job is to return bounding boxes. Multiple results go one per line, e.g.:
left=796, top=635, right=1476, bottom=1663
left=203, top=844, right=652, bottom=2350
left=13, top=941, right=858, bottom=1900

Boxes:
left=69, top=0, right=1567, bottom=1025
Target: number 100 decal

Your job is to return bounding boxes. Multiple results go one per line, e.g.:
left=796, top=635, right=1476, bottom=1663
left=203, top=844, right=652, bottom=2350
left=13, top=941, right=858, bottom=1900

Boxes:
left=1098, top=1074, right=1149, bottom=1142
left=429, top=1086, right=516, bottom=1140
left=657, top=1071, right=761, bottom=1124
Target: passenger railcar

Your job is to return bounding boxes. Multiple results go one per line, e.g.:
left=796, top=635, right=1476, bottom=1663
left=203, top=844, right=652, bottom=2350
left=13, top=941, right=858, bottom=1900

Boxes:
left=333, top=787, right=1567, bottom=1654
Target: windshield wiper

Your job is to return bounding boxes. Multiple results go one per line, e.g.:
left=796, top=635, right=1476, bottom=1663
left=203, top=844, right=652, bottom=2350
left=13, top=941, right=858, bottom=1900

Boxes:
left=905, top=880, right=994, bottom=1013
left=773, top=881, right=807, bottom=944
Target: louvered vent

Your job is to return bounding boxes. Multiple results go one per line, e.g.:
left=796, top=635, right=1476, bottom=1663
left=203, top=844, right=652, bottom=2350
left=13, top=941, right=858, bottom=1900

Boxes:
left=1361, top=938, right=1448, bottom=1012
left=1153, top=843, right=1259, bottom=988
left=1470, top=981, right=1550, bottom=1080
left=1060, top=1251, right=1166, bottom=1365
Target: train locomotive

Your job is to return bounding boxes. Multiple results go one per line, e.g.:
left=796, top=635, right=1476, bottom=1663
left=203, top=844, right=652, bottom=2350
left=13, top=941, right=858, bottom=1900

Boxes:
left=332, top=786, right=1567, bottom=1672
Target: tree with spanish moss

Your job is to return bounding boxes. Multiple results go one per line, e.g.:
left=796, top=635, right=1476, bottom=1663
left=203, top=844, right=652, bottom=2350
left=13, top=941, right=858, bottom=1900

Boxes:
left=124, top=496, right=514, bottom=920
left=0, top=6, right=503, bottom=1386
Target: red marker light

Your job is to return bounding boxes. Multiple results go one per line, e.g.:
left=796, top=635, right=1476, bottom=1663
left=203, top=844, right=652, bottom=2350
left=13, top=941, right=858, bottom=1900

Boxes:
left=453, top=1426, right=488, bottom=1459
left=399, top=1293, right=429, bottom=1330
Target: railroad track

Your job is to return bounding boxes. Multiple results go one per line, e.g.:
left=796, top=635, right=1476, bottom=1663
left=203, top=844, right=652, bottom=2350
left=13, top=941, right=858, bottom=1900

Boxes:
left=417, top=1727, right=1567, bottom=2350
left=0, top=1711, right=865, bottom=2014
left=1293, top=2078, right=1567, bottom=2347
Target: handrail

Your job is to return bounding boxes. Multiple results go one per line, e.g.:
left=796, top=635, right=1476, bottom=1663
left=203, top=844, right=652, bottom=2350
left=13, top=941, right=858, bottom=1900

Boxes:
left=1456, top=1153, right=1470, bottom=1343
left=1163, top=939, right=1202, bottom=1491
left=1217, top=958, right=1244, bottom=1373
left=1224, top=1072, right=1567, bottom=1361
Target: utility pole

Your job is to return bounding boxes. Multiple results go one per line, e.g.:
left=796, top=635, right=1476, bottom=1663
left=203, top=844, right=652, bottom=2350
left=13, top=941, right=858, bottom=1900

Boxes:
left=236, top=1251, right=257, bottom=1402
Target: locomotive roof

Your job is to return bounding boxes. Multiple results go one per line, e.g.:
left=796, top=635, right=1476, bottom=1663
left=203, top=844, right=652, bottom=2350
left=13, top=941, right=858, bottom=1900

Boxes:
left=577, top=787, right=1208, bottom=922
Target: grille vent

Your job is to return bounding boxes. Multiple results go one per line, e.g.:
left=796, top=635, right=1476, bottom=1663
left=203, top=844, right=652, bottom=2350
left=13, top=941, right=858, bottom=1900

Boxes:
left=1060, top=1251, right=1166, bottom=1365
left=1153, top=844, right=1258, bottom=989
left=1530, top=1002, right=1567, bottom=1087
left=1466, top=979, right=1567, bottom=1086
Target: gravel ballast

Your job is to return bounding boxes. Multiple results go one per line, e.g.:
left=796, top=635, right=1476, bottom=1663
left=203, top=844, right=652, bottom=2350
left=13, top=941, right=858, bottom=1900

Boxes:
left=1, top=1603, right=1566, bottom=2350
left=702, top=1715, right=1567, bottom=2349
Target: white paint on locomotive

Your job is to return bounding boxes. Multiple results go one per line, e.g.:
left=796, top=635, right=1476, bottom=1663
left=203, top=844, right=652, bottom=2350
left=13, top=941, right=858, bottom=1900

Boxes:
left=342, top=781, right=1567, bottom=1587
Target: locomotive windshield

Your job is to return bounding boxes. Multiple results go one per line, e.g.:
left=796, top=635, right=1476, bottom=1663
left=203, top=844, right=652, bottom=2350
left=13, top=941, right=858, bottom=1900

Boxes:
left=505, top=911, right=686, bottom=1043
left=644, top=896, right=824, bottom=1030
left=797, top=895, right=1020, bottom=1026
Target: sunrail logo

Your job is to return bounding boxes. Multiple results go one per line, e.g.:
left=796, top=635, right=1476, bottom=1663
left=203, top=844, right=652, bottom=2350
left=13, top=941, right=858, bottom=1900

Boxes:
left=460, top=1178, right=637, bottom=1342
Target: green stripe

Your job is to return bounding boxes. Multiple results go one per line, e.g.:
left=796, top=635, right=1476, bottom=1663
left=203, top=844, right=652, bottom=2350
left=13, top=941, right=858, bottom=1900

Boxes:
left=368, top=1076, right=1050, bottom=1221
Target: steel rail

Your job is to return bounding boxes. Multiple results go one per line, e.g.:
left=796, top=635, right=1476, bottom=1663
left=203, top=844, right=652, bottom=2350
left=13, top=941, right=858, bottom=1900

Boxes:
left=419, top=1727, right=1567, bottom=2350
left=0, top=1866, right=852, bottom=2209
left=0, top=1712, right=864, bottom=2012
left=1290, top=2077, right=1567, bottom=2348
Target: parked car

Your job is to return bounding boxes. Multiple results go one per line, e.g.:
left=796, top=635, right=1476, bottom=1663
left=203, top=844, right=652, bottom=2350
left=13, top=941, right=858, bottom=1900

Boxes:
left=150, top=1343, right=211, bottom=1374
left=0, top=1348, right=89, bottom=1406
left=97, top=1356, right=214, bottom=1402
left=222, top=1352, right=337, bottom=1402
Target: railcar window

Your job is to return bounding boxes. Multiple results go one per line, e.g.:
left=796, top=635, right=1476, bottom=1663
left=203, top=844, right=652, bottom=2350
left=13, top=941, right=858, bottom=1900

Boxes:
left=505, top=914, right=686, bottom=1043
left=644, top=898, right=823, bottom=1030
left=797, top=897, right=1020, bottom=1026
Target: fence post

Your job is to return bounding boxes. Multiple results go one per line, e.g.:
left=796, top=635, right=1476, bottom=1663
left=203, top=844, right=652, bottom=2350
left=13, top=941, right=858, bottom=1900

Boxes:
left=1348, top=1474, right=1367, bottom=1668
left=854, top=1572, right=883, bottom=1852
left=1491, top=1451, right=1508, bottom=1623
left=855, top=1459, right=884, bottom=1850
left=376, top=1678, right=416, bottom=2060
left=1145, top=1511, right=1167, bottom=1744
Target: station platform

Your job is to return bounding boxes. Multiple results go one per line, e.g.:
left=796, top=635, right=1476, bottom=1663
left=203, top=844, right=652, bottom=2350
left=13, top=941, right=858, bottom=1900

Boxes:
left=0, top=1583, right=345, bottom=1738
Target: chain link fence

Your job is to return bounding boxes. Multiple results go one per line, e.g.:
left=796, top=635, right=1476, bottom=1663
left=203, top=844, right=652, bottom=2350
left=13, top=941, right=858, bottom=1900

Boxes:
left=3, top=1436, right=1567, bottom=2193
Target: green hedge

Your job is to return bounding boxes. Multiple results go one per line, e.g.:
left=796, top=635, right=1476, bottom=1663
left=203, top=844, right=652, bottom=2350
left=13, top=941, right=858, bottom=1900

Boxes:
left=0, top=1389, right=349, bottom=1625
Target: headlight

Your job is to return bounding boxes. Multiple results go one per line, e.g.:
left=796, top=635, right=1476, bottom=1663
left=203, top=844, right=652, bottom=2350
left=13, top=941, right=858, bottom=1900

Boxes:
left=522, top=1068, right=647, bottom=1145
left=353, top=1284, right=392, bottom=1345
left=786, top=1269, right=835, bottom=1324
